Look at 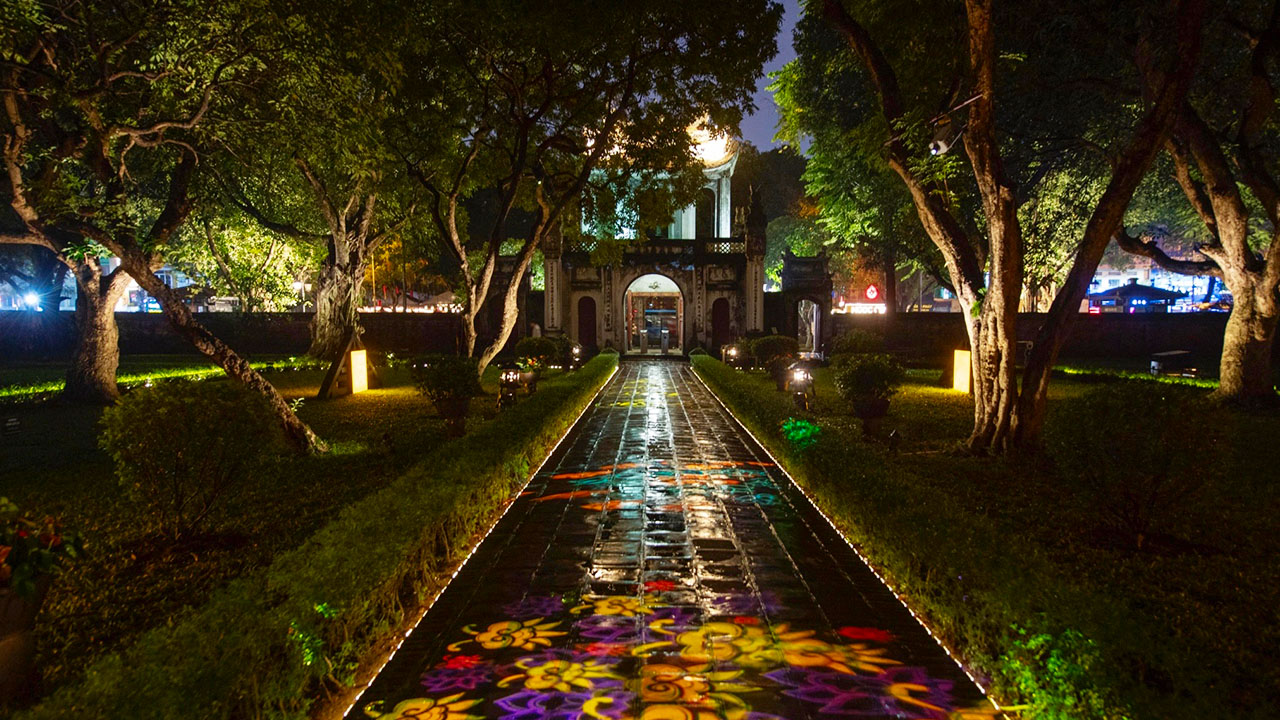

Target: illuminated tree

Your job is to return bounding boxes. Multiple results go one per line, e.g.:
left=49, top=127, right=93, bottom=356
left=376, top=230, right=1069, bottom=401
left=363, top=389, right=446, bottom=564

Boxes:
left=775, top=0, right=1205, bottom=452
left=205, top=0, right=426, bottom=359
left=164, top=211, right=322, bottom=312
left=1118, top=3, right=1280, bottom=404
left=0, top=0, right=323, bottom=449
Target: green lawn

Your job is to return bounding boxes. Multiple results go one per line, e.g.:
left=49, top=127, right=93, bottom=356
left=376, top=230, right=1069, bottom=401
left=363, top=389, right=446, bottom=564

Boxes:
left=0, top=361, right=514, bottom=699
left=695, top=357, right=1280, bottom=720
left=0, top=354, right=319, bottom=398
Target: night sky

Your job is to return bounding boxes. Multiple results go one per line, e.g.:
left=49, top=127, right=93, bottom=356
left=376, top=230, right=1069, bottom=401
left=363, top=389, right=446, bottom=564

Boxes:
left=739, top=0, right=801, bottom=150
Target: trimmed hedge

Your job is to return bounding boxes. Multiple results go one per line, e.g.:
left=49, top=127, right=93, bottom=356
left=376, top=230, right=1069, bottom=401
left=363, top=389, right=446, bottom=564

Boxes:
left=18, top=354, right=618, bottom=720
left=690, top=356, right=1233, bottom=720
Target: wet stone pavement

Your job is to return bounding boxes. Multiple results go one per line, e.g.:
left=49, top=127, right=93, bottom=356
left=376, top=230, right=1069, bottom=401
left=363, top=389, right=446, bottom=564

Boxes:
left=354, top=361, right=996, bottom=720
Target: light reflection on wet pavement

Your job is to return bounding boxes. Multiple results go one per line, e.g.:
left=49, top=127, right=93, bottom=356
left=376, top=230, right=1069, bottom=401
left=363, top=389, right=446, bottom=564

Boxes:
left=354, top=361, right=994, bottom=720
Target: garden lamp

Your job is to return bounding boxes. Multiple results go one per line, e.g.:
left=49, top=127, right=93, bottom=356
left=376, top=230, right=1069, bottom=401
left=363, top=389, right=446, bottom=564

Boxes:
left=788, top=360, right=815, bottom=412
left=498, top=362, right=522, bottom=410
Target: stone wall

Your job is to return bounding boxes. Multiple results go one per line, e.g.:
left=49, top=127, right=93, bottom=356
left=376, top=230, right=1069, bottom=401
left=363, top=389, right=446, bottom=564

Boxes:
left=0, top=311, right=461, bottom=360
left=828, top=311, right=1271, bottom=366
left=3, top=307, right=1267, bottom=368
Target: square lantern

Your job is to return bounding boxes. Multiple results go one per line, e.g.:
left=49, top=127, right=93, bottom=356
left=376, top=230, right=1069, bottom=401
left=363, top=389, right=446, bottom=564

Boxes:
left=349, top=349, right=368, bottom=394
left=952, top=349, right=971, bottom=394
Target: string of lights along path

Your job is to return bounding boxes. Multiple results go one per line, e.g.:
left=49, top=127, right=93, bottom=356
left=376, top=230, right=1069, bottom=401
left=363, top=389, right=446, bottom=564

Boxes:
left=351, top=361, right=998, bottom=720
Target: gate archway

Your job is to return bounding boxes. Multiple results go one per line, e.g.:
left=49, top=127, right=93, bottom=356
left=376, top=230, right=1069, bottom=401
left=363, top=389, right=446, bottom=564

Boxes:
left=624, top=273, right=683, bottom=354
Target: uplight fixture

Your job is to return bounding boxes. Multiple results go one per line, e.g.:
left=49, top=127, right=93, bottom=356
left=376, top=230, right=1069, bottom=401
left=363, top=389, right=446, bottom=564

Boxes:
left=952, top=349, right=971, bottom=394
left=350, top=349, right=369, bottom=394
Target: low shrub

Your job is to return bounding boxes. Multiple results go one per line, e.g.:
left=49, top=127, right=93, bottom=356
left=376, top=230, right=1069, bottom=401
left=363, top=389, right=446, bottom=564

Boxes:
left=751, top=336, right=800, bottom=390
left=829, top=328, right=885, bottom=356
left=98, top=381, right=281, bottom=539
left=1047, top=383, right=1229, bottom=550
left=750, top=335, right=798, bottom=367
left=513, top=336, right=560, bottom=372
left=546, top=335, right=573, bottom=365
left=17, top=354, right=618, bottom=720
left=411, top=355, right=482, bottom=436
left=688, top=347, right=708, bottom=356
left=833, top=354, right=905, bottom=420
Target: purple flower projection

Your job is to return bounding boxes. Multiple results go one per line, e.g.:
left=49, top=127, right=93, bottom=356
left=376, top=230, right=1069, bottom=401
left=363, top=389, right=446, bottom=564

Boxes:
left=573, top=614, right=640, bottom=643
left=504, top=595, right=567, bottom=620
left=420, top=664, right=496, bottom=693
left=644, top=606, right=699, bottom=633
left=764, top=666, right=955, bottom=718
left=494, top=688, right=633, bottom=720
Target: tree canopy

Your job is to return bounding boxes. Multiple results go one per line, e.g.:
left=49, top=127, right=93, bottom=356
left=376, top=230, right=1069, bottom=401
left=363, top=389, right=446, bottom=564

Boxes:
left=396, top=0, right=783, bottom=371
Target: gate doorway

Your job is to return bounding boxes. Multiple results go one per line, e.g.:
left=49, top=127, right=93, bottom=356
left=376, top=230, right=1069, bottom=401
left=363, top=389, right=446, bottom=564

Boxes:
left=797, top=298, right=819, bottom=353
left=625, top=274, right=683, bottom=354
left=711, top=297, right=731, bottom=352
left=577, top=296, right=597, bottom=350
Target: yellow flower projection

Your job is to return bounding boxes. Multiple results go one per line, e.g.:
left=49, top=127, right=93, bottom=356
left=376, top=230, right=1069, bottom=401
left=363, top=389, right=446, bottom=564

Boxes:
left=571, top=594, right=666, bottom=617
left=774, top=626, right=902, bottom=674
left=637, top=706, right=725, bottom=720
left=497, top=658, right=620, bottom=693
left=629, top=662, right=759, bottom=717
left=447, top=618, right=567, bottom=652
left=362, top=693, right=483, bottom=720
left=635, top=621, right=901, bottom=676
left=634, top=621, right=776, bottom=667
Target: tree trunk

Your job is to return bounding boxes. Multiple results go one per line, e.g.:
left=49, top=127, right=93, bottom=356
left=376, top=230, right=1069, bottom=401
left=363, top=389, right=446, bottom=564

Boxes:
left=1215, top=283, right=1278, bottom=404
left=308, top=251, right=366, bottom=360
left=118, top=253, right=326, bottom=453
left=964, top=303, right=1020, bottom=454
left=461, top=303, right=480, bottom=359
left=63, top=265, right=127, bottom=404
left=881, top=254, right=897, bottom=316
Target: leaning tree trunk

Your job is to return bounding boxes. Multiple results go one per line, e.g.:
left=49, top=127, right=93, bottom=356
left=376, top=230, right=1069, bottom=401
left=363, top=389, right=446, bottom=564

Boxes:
left=117, top=252, right=326, bottom=453
left=308, top=249, right=367, bottom=360
left=1215, top=280, right=1278, bottom=404
left=63, top=265, right=128, bottom=404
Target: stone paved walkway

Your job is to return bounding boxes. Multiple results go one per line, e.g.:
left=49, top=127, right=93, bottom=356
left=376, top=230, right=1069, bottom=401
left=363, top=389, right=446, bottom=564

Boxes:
left=353, top=361, right=995, bottom=720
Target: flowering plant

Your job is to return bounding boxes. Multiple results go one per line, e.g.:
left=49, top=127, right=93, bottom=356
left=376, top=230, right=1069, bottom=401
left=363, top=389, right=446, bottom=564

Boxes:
left=0, top=497, right=85, bottom=597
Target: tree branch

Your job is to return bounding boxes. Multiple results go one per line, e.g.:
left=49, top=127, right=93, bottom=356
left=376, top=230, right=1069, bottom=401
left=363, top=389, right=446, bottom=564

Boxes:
left=214, top=170, right=327, bottom=240
left=294, top=155, right=341, bottom=236
left=1116, top=228, right=1221, bottom=277
left=146, top=149, right=198, bottom=248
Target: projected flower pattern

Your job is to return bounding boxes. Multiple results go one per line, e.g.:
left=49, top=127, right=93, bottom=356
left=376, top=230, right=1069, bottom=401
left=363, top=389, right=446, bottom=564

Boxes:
left=365, top=539, right=994, bottom=719
left=359, top=365, right=998, bottom=720
left=363, top=597, right=994, bottom=719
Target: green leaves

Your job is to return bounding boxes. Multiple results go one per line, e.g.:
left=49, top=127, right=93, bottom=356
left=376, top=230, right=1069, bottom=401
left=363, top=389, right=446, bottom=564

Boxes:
left=64, top=239, right=109, bottom=263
